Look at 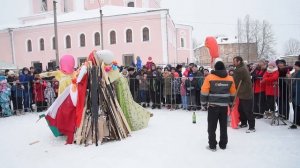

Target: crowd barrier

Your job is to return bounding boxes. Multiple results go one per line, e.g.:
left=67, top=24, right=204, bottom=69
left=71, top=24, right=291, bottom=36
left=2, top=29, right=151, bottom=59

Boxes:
left=1, top=76, right=299, bottom=127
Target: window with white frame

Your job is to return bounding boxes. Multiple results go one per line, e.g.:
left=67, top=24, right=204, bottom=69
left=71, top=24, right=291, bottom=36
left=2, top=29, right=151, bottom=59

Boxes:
left=126, top=29, right=133, bottom=43
left=66, top=35, right=71, bottom=48
left=41, top=0, right=48, bottom=11
left=142, top=27, right=149, bottom=42
left=27, top=40, right=32, bottom=52
left=94, top=32, right=100, bottom=46
left=80, top=33, right=86, bottom=47
left=39, top=38, right=45, bottom=51
left=110, top=31, right=116, bottom=44
left=181, top=38, right=185, bottom=48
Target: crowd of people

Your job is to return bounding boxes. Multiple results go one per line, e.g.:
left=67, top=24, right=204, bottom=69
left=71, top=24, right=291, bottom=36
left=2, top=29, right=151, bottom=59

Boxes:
left=1, top=55, right=300, bottom=131
left=0, top=67, right=58, bottom=117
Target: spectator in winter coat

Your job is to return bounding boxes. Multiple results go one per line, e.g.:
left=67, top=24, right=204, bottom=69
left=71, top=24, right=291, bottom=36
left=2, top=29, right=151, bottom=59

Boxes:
left=128, top=67, right=139, bottom=103
left=276, top=59, right=293, bottom=119
left=251, top=59, right=267, bottom=119
left=201, top=61, right=236, bottom=151
left=19, top=67, right=34, bottom=112
left=180, top=77, right=188, bottom=110
left=163, top=70, right=172, bottom=109
left=145, top=57, right=155, bottom=71
left=136, top=56, right=142, bottom=71
left=172, top=72, right=181, bottom=109
left=33, top=76, right=47, bottom=112
left=287, top=61, right=300, bottom=129
left=176, top=64, right=183, bottom=77
left=139, top=73, right=149, bottom=107
left=0, top=77, right=13, bottom=117
left=44, top=81, right=56, bottom=108
left=261, top=61, right=279, bottom=118
left=233, top=56, right=255, bottom=133
left=185, top=73, right=196, bottom=110
left=11, top=79, right=24, bottom=115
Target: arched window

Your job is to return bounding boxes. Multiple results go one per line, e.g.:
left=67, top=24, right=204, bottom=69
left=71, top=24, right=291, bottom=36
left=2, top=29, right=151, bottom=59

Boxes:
left=41, top=0, right=48, bottom=11
left=110, top=31, right=116, bottom=44
left=66, top=35, right=71, bottom=48
left=52, top=37, right=56, bottom=50
left=142, top=27, right=149, bottom=42
left=80, top=33, right=85, bottom=47
left=39, top=38, right=44, bottom=51
left=128, top=2, right=134, bottom=7
left=94, top=32, right=100, bottom=46
left=181, top=38, right=185, bottom=47
left=27, top=40, right=32, bottom=52
left=126, top=29, right=133, bottom=43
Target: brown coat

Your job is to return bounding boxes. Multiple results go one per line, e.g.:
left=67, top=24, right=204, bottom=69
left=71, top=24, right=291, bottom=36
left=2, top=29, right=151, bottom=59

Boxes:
left=233, top=63, right=253, bottom=100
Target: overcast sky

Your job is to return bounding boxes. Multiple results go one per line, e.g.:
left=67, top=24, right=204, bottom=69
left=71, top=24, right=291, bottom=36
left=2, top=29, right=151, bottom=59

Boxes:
left=161, top=0, right=300, bottom=56
left=1, top=0, right=299, bottom=56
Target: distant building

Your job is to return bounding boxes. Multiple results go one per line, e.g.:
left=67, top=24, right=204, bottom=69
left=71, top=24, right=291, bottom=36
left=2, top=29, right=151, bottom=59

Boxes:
left=0, top=0, right=193, bottom=70
left=194, top=37, right=258, bottom=66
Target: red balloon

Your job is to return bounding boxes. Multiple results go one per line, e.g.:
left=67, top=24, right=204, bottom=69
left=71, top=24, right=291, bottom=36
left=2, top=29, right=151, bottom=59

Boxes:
left=205, top=36, right=219, bottom=59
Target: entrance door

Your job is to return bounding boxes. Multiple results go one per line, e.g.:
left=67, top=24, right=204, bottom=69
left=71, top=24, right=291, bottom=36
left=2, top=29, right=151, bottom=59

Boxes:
left=123, top=54, right=134, bottom=67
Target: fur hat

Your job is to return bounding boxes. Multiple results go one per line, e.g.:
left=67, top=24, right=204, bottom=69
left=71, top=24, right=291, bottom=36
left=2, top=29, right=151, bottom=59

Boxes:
left=214, top=61, right=226, bottom=70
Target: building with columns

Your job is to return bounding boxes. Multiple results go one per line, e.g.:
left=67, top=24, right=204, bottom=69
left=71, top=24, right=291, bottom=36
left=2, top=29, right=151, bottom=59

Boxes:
left=0, top=0, right=193, bottom=70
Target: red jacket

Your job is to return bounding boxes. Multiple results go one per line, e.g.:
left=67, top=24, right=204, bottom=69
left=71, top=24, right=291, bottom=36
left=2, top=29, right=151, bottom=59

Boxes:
left=262, top=70, right=279, bottom=96
left=33, top=80, right=47, bottom=102
left=252, top=69, right=266, bottom=93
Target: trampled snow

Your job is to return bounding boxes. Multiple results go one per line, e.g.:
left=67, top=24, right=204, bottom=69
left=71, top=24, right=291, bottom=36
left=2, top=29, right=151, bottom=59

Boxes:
left=0, top=109, right=300, bottom=168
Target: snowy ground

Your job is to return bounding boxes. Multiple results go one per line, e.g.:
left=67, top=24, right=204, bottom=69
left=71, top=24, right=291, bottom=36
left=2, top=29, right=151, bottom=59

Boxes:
left=1, top=109, right=300, bottom=168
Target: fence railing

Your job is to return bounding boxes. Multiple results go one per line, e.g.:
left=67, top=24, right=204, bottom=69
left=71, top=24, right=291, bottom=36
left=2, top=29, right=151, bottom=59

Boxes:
left=1, top=76, right=299, bottom=127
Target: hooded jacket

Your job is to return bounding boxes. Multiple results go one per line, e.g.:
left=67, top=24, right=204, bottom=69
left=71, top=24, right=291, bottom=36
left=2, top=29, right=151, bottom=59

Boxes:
left=201, top=70, right=236, bottom=107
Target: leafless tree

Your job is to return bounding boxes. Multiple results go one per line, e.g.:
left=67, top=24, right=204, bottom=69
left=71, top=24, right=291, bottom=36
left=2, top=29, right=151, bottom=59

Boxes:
left=285, top=38, right=300, bottom=56
left=237, top=18, right=243, bottom=56
left=237, top=16, right=276, bottom=60
left=259, top=20, right=276, bottom=59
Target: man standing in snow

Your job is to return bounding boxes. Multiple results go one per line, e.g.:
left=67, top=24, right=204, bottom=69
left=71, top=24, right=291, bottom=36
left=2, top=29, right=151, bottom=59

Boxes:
left=201, top=61, right=236, bottom=151
left=233, top=56, right=256, bottom=133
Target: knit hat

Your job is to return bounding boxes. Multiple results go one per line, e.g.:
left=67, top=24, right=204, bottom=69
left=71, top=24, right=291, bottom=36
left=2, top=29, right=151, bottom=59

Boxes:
left=214, top=61, right=226, bottom=70
left=268, top=61, right=276, bottom=67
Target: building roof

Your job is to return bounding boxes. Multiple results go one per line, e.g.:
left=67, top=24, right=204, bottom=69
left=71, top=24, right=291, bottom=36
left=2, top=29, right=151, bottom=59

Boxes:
left=0, top=5, right=166, bottom=30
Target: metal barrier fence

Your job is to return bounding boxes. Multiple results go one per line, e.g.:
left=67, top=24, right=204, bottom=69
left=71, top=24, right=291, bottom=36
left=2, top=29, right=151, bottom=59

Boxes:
left=1, top=75, right=299, bottom=127
left=0, top=79, right=58, bottom=116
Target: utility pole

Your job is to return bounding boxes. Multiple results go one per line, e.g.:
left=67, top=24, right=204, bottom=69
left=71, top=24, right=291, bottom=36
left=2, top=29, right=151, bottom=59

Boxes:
left=53, top=0, right=59, bottom=66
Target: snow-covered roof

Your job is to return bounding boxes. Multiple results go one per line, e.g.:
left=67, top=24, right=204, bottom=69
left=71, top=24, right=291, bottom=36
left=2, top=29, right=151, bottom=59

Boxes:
left=1, top=5, right=166, bottom=30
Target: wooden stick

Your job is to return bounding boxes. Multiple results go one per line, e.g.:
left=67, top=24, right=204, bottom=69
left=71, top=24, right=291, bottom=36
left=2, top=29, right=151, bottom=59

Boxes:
left=29, top=140, right=40, bottom=145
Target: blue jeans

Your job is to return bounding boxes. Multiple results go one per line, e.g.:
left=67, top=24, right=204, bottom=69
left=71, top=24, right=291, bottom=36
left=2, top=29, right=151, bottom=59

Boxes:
left=139, top=90, right=147, bottom=103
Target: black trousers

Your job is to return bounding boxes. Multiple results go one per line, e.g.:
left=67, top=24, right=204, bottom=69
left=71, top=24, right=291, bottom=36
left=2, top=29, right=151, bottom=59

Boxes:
left=253, top=92, right=266, bottom=115
left=239, top=98, right=255, bottom=129
left=207, top=106, right=228, bottom=148
left=266, top=95, right=275, bottom=112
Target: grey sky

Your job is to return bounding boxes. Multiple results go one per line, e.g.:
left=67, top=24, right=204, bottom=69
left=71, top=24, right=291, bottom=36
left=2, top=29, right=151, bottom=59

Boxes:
left=161, top=0, right=300, bottom=56
left=1, top=0, right=299, bottom=56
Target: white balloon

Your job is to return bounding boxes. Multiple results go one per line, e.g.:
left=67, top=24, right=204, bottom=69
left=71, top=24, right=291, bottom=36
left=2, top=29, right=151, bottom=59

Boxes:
left=96, top=50, right=115, bottom=64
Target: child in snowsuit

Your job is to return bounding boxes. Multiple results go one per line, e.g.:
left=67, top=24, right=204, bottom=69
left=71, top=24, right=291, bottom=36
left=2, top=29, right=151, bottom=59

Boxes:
left=0, top=77, right=13, bottom=117
left=44, top=81, right=56, bottom=108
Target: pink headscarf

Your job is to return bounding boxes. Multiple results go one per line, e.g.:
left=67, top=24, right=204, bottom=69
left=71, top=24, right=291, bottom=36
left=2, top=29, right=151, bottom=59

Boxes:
left=60, top=55, right=75, bottom=74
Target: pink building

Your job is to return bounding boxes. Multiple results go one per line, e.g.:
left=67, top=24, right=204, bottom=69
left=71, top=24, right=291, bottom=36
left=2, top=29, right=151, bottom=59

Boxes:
left=0, top=0, right=193, bottom=70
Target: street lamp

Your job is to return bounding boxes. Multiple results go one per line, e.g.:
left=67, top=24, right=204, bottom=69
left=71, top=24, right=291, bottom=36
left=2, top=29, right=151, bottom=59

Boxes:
left=53, top=0, right=59, bottom=66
